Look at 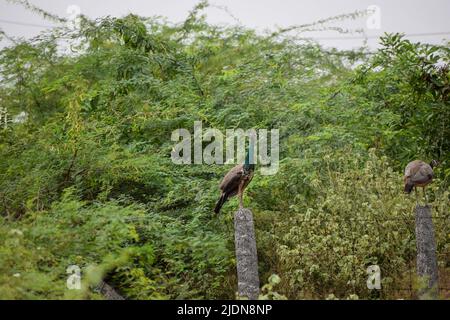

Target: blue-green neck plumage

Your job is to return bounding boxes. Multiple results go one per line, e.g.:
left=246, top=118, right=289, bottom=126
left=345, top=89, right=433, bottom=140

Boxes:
left=244, top=141, right=255, bottom=172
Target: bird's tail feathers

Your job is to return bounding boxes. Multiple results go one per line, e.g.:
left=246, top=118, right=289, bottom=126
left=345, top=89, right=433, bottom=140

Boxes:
left=214, top=194, right=227, bottom=214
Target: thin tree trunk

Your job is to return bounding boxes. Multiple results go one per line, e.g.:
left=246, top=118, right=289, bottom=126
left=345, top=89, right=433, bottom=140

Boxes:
left=415, top=205, right=439, bottom=299
left=234, top=208, right=260, bottom=299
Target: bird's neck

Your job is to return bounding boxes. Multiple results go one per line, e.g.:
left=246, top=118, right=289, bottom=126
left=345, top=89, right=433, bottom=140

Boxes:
left=244, top=143, right=255, bottom=172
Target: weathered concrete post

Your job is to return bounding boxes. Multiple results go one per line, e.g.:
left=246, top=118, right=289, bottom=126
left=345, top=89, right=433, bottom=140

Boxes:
left=415, top=205, right=439, bottom=299
left=96, top=280, right=125, bottom=300
left=234, top=208, right=260, bottom=299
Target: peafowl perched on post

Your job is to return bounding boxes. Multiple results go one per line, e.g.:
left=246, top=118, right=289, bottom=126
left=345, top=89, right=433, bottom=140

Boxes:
left=214, top=141, right=255, bottom=214
left=404, top=159, right=439, bottom=205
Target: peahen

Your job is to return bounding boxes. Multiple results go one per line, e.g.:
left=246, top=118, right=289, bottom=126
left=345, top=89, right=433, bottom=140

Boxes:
left=214, top=142, right=255, bottom=214
left=404, top=159, right=438, bottom=204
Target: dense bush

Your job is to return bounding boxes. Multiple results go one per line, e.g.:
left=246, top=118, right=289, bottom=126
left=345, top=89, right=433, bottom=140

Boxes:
left=0, top=3, right=448, bottom=299
left=257, top=150, right=449, bottom=299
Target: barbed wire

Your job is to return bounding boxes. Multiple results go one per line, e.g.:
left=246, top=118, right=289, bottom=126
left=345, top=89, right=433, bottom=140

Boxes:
left=296, top=31, right=450, bottom=41
left=0, top=18, right=449, bottom=39
left=0, top=18, right=55, bottom=28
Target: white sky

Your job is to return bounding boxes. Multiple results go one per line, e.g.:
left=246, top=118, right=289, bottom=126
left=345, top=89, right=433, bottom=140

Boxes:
left=0, top=0, right=449, bottom=50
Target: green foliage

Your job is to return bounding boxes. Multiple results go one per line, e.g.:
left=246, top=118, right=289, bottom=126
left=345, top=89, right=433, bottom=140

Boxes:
left=0, top=4, right=448, bottom=299
left=264, top=150, right=448, bottom=299
left=0, top=189, right=144, bottom=299
left=258, top=274, right=287, bottom=300
left=332, top=34, right=450, bottom=168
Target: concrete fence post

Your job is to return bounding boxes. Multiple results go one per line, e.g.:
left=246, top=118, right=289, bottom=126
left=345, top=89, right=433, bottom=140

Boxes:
left=414, top=205, right=439, bottom=299
left=234, top=208, right=260, bottom=299
left=96, top=280, right=125, bottom=300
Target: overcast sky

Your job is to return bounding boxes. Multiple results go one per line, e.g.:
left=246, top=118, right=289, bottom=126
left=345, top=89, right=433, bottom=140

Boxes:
left=0, top=0, right=449, bottom=50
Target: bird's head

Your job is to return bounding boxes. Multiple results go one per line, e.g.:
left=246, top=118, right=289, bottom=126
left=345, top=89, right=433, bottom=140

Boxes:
left=430, top=159, right=440, bottom=168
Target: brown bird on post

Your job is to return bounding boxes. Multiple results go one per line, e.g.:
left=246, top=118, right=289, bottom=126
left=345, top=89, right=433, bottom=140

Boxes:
left=214, top=141, right=255, bottom=214
left=404, top=159, right=439, bottom=205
